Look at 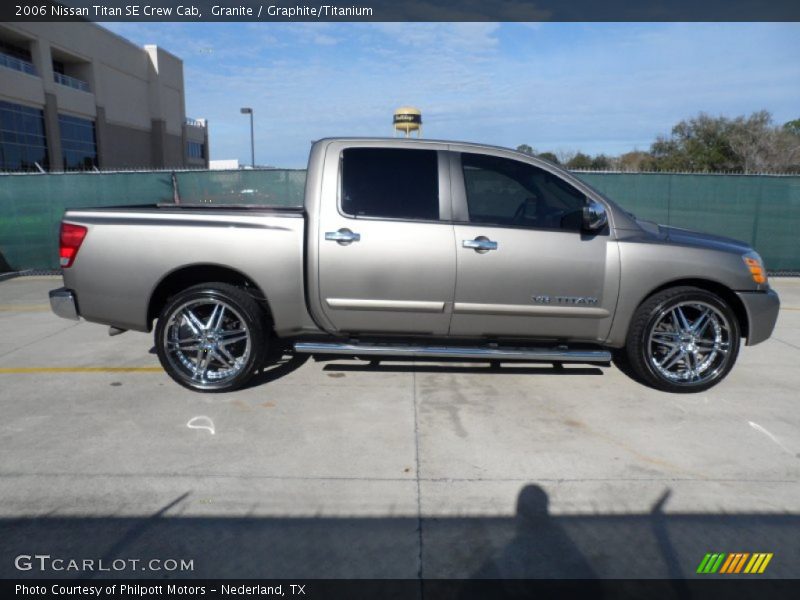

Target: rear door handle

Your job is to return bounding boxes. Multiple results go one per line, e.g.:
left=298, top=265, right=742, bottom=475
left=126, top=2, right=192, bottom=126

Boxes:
left=325, top=228, right=361, bottom=245
left=462, top=236, right=498, bottom=252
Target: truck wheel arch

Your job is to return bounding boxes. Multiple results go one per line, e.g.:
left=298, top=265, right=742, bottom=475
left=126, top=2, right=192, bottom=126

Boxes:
left=147, top=264, right=274, bottom=331
left=630, top=278, right=749, bottom=342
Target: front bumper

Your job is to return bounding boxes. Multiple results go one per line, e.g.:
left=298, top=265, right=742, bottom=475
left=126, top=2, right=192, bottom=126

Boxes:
left=49, top=287, right=80, bottom=321
left=736, top=288, right=780, bottom=346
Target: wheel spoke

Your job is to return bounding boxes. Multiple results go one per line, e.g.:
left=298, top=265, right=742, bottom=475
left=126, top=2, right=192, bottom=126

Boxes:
left=218, top=328, right=246, bottom=337
left=696, top=337, right=726, bottom=346
left=169, top=336, right=201, bottom=346
left=696, top=341, right=729, bottom=354
left=684, top=351, right=697, bottom=380
left=663, top=349, right=685, bottom=370
left=674, top=306, right=691, bottom=332
left=205, top=303, right=226, bottom=333
left=194, top=348, right=212, bottom=380
left=691, top=308, right=712, bottom=336
left=168, top=339, right=201, bottom=351
left=205, top=304, right=220, bottom=331
left=217, top=344, right=239, bottom=367
left=218, top=330, right=248, bottom=346
left=652, top=331, right=679, bottom=347
left=695, top=337, right=726, bottom=347
left=214, top=306, right=226, bottom=332
left=670, top=310, right=682, bottom=332
left=210, top=348, right=233, bottom=369
left=657, top=345, right=680, bottom=367
left=653, top=329, right=680, bottom=338
left=183, top=309, right=205, bottom=335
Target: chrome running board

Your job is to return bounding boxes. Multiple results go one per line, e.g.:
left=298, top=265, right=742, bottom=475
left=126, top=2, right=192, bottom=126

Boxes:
left=293, top=341, right=611, bottom=363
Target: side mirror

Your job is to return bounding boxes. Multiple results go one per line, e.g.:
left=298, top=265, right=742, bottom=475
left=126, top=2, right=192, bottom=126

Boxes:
left=582, top=198, right=608, bottom=232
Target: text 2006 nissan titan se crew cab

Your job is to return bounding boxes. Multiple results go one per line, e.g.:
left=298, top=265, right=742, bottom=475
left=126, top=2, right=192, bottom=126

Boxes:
left=49, top=138, right=780, bottom=393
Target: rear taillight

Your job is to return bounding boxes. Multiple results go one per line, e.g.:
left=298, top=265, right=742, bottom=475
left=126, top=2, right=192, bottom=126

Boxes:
left=59, top=223, right=88, bottom=268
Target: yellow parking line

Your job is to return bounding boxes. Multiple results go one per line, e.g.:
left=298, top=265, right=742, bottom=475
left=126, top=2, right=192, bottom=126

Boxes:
left=0, top=367, right=162, bottom=373
left=0, top=305, right=50, bottom=312
left=782, top=307, right=800, bottom=311
left=3, top=276, right=62, bottom=282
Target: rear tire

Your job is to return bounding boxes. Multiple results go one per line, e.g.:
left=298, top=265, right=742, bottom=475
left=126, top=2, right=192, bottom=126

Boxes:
left=155, top=282, right=267, bottom=392
left=622, top=286, right=740, bottom=393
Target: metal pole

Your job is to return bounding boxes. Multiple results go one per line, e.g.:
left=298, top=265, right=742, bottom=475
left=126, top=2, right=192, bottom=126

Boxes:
left=249, top=111, right=255, bottom=168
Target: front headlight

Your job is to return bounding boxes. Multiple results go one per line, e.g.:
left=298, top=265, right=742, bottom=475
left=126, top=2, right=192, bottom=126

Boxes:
left=743, top=251, right=767, bottom=285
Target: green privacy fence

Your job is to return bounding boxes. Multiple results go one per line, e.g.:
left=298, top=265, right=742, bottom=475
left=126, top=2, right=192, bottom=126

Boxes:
left=0, top=169, right=798, bottom=272
left=575, top=172, right=800, bottom=271
left=175, top=169, right=307, bottom=207
left=0, top=171, right=174, bottom=272
left=0, top=169, right=306, bottom=271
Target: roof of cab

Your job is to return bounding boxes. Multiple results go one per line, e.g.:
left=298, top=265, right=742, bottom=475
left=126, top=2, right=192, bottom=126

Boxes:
left=312, top=137, right=533, bottom=159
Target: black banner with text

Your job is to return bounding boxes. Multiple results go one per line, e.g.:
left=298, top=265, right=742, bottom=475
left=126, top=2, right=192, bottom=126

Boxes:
left=2, top=0, right=800, bottom=23
left=5, top=579, right=800, bottom=600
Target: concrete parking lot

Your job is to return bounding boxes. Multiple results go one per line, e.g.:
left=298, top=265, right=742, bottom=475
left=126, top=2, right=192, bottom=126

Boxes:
left=0, top=276, right=798, bottom=579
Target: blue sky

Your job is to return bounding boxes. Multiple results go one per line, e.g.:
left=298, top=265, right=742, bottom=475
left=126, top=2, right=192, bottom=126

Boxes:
left=104, top=22, right=800, bottom=168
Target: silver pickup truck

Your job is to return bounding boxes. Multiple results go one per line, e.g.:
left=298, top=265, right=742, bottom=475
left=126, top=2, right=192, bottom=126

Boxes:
left=49, top=138, right=780, bottom=393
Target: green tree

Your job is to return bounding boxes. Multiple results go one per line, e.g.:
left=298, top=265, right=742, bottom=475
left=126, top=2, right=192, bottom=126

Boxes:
left=649, top=112, right=740, bottom=171
left=648, top=110, right=800, bottom=172
left=619, top=151, right=655, bottom=172
left=784, top=119, right=800, bottom=136
left=566, top=152, right=593, bottom=170
left=536, top=151, right=560, bottom=164
left=590, top=154, right=612, bottom=170
left=516, top=144, right=535, bottom=155
left=727, top=111, right=800, bottom=172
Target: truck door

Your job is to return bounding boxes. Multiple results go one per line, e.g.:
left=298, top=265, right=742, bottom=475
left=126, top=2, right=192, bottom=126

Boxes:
left=448, top=151, right=620, bottom=342
left=316, top=146, right=456, bottom=336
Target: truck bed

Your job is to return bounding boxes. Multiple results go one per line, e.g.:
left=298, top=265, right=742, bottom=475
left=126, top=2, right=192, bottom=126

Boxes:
left=60, top=204, right=316, bottom=336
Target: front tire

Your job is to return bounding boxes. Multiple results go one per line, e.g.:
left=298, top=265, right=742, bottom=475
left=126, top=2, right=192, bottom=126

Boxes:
left=622, top=286, right=740, bottom=393
left=155, top=282, right=267, bottom=392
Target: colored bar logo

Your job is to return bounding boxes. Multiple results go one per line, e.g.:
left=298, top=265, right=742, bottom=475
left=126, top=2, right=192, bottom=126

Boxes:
left=696, top=553, right=773, bottom=574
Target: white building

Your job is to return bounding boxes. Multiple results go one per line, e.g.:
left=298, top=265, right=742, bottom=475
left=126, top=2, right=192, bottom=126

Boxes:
left=0, top=22, right=208, bottom=171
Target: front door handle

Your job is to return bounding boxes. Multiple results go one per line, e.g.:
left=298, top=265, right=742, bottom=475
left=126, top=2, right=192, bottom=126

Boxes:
left=462, top=236, right=498, bottom=253
left=325, top=228, right=361, bottom=245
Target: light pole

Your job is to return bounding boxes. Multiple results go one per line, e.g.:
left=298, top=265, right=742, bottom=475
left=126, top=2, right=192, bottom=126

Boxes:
left=240, top=107, right=254, bottom=168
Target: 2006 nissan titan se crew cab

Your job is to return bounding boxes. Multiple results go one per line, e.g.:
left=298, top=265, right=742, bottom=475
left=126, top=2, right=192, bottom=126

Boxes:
left=49, top=138, right=780, bottom=393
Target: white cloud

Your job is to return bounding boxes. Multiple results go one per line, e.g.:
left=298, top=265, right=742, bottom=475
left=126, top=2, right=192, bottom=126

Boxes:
left=98, top=22, right=800, bottom=166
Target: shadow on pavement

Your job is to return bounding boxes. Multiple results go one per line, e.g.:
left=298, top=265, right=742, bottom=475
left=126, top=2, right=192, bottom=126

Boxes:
left=246, top=353, right=310, bottom=388
left=1, top=485, right=797, bottom=582
left=0, top=250, right=13, bottom=274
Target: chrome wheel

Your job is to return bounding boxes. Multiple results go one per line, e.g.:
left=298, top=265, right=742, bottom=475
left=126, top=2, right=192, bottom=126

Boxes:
left=647, top=301, right=733, bottom=385
left=163, top=298, right=251, bottom=388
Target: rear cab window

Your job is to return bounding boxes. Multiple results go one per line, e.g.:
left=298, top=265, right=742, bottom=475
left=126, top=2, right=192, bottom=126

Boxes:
left=341, top=148, right=440, bottom=221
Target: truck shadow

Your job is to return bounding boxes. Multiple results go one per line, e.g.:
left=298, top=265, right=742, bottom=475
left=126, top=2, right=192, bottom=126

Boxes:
left=2, top=484, right=796, bottom=583
left=245, top=353, right=310, bottom=389
left=0, top=249, right=14, bottom=274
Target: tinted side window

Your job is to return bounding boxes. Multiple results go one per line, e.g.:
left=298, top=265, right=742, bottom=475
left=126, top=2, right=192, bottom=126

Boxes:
left=341, top=148, right=439, bottom=220
left=461, top=153, right=586, bottom=231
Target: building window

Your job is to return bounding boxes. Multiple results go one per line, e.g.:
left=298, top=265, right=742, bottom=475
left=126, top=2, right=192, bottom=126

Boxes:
left=187, top=141, right=205, bottom=160
left=0, top=100, right=48, bottom=172
left=51, top=59, right=91, bottom=92
left=0, top=40, right=36, bottom=75
left=58, top=114, right=97, bottom=170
